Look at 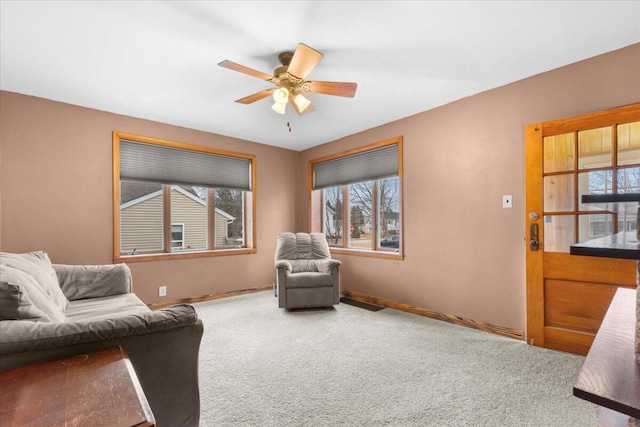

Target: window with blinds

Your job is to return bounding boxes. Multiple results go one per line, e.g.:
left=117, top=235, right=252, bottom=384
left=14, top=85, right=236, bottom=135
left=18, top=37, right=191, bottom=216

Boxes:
left=113, top=132, right=256, bottom=261
left=309, top=136, right=403, bottom=259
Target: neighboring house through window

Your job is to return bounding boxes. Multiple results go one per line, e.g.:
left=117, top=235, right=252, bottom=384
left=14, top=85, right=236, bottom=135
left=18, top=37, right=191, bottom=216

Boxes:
left=113, top=132, right=256, bottom=262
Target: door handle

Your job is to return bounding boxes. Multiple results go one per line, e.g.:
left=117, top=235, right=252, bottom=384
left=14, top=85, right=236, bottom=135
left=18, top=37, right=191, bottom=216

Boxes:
left=529, top=223, right=539, bottom=251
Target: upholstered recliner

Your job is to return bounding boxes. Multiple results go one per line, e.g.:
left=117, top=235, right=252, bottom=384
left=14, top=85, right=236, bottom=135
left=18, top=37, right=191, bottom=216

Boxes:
left=274, top=232, right=341, bottom=309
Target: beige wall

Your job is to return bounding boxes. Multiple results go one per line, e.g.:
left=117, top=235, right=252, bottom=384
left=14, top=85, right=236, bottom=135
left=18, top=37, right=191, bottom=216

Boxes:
left=299, top=43, right=640, bottom=333
left=0, top=91, right=300, bottom=304
left=1, top=43, right=639, bottom=331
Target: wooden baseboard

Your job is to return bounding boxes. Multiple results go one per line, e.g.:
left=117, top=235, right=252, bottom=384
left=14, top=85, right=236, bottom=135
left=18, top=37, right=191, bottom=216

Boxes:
left=148, top=286, right=524, bottom=341
left=342, top=290, right=524, bottom=341
left=148, top=286, right=272, bottom=310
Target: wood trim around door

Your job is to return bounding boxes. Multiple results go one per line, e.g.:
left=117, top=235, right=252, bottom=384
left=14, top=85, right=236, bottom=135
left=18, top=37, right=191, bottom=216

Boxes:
left=525, top=123, right=544, bottom=347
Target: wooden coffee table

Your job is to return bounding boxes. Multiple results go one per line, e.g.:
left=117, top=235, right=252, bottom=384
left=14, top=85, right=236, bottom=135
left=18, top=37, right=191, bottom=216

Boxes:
left=0, top=346, right=155, bottom=427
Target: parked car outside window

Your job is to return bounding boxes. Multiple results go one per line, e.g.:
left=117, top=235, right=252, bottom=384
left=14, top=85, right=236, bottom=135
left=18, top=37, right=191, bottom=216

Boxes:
left=380, top=235, right=399, bottom=248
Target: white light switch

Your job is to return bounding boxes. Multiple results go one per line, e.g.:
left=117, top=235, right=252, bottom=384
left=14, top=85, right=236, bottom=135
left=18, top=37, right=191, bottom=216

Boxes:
left=503, top=195, right=512, bottom=208
left=159, top=286, right=167, bottom=297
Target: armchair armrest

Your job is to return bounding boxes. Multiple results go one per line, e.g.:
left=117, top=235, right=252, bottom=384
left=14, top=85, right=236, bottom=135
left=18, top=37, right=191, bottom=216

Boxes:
left=275, top=260, right=292, bottom=273
left=53, top=263, right=132, bottom=301
left=0, top=304, right=198, bottom=356
left=317, top=259, right=341, bottom=273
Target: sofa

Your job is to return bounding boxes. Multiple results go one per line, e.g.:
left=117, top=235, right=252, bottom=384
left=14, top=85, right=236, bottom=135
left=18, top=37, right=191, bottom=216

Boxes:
left=0, top=251, right=203, bottom=427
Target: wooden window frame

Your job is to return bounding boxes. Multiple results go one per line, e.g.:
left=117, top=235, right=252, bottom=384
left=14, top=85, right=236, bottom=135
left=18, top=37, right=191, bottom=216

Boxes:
left=113, top=132, right=257, bottom=263
left=308, top=136, right=404, bottom=260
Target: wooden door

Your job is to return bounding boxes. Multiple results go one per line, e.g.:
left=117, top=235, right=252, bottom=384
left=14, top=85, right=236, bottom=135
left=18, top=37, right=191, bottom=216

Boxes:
left=525, top=104, right=640, bottom=355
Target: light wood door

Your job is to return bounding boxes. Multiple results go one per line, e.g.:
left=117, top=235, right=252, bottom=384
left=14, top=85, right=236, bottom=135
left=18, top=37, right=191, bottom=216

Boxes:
left=525, top=104, right=640, bottom=355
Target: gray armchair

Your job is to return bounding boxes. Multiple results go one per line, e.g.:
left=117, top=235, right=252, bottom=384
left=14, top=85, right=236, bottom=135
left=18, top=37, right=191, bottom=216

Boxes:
left=274, top=232, right=341, bottom=309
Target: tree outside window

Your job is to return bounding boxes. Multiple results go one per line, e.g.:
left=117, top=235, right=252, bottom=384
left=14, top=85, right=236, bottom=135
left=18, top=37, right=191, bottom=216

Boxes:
left=311, top=137, right=402, bottom=258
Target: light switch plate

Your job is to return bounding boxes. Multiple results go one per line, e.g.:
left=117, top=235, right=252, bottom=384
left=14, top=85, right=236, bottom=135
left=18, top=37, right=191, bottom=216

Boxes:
left=159, top=286, right=167, bottom=297
left=503, top=195, right=512, bottom=208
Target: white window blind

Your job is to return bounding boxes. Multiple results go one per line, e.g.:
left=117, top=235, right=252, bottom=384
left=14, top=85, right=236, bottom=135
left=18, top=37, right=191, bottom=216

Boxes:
left=119, top=140, right=251, bottom=191
left=313, top=144, right=398, bottom=190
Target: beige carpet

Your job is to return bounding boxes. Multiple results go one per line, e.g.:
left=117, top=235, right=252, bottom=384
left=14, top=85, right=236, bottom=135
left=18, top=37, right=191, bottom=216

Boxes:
left=194, top=291, right=595, bottom=426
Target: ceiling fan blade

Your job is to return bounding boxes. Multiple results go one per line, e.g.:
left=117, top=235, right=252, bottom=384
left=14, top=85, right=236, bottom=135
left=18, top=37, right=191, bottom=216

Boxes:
left=300, top=103, right=315, bottom=115
left=235, top=88, right=275, bottom=104
left=218, top=60, right=273, bottom=81
left=306, top=81, right=357, bottom=98
left=287, top=43, right=324, bottom=79
left=289, top=94, right=302, bottom=115
left=288, top=94, right=314, bottom=116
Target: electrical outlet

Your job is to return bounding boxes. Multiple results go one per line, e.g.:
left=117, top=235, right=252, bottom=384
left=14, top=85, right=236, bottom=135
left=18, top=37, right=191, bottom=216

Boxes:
left=159, top=286, right=167, bottom=297
left=503, top=195, right=512, bottom=208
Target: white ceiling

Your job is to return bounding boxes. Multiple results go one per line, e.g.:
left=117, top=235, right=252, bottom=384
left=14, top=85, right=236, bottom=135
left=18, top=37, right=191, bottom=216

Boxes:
left=1, top=1, right=639, bottom=151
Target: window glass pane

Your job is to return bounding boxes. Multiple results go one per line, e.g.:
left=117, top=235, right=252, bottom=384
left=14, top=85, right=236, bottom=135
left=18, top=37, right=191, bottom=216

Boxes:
left=377, top=177, right=400, bottom=251
left=577, top=170, right=612, bottom=210
left=579, top=214, right=613, bottom=243
left=578, top=126, right=612, bottom=169
left=617, top=167, right=640, bottom=193
left=119, top=180, right=164, bottom=254
left=544, top=133, right=575, bottom=173
left=323, top=187, right=343, bottom=246
left=170, top=186, right=207, bottom=251
left=544, top=174, right=574, bottom=212
left=617, top=121, right=640, bottom=166
left=349, top=182, right=373, bottom=249
left=171, top=224, right=184, bottom=249
left=619, top=211, right=637, bottom=232
left=544, top=215, right=574, bottom=253
left=214, top=189, right=244, bottom=249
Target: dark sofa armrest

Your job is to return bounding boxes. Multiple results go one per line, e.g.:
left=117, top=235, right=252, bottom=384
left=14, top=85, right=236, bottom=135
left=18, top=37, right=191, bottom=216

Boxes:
left=0, top=304, right=197, bottom=356
left=53, top=263, right=132, bottom=301
left=0, top=304, right=203, bottom=427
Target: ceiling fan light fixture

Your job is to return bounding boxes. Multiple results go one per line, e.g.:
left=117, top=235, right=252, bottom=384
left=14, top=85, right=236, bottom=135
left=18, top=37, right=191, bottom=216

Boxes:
left=271, top=87, right=289, bottom=114
left=272, top=87, right=289, bottom=104
left=293, top=93, right=311, bottom=112
left=271, top=100, right=287, bottom=114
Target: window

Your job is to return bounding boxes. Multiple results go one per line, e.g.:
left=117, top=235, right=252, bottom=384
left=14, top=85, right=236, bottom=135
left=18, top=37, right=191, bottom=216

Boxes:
left=544, top=120, right=640, bottom=251
left=171, top=224, right=185, bottom=249
left=113, top=132, right=256, bottom=262
left=310, top=136, right=403, bottom=259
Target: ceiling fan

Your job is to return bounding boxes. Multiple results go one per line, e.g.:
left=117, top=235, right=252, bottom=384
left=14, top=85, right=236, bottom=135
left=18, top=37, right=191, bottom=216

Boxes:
left=218, top=43, right=357, bottom=115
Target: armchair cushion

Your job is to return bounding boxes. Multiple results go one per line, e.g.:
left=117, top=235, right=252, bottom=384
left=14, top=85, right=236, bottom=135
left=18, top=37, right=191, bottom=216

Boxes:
left=275, top=232, right=331, bottom=260
left=286, top=272, right=334, bottom=289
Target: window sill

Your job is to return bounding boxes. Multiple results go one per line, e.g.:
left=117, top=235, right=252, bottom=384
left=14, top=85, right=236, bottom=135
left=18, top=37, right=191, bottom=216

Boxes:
left=329, top=247, right=403, bottom=260
left=114, top=248, right=257, bottom=263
